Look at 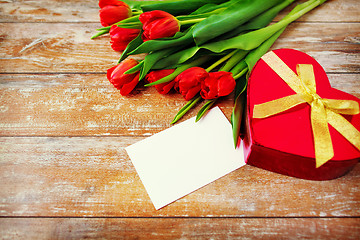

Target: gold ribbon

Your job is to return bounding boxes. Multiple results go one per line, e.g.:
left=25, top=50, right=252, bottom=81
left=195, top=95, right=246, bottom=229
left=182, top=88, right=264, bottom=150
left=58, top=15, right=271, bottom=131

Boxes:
left=253, top=51, right=360, bottom=168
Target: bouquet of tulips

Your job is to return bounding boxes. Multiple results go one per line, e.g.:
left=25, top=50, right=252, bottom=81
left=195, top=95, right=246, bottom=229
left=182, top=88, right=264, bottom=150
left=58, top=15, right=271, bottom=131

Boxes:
left=92, top=0, right=328, bottom=147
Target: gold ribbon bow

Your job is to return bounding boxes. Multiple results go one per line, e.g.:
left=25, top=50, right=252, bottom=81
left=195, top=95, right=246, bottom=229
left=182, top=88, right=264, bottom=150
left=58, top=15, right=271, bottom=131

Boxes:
left=253, top=51, right=360, bottom=168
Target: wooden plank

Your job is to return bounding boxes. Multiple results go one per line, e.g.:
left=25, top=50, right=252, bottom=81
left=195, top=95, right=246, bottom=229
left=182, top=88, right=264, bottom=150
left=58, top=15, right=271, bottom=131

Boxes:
left=0, top=22, right=359, bottom=73
left=276, top=0, right=360, bottom=22
left=1, top=136, right=359, bottom=217
left=0, top=217, right=359, bottom=239
left=0, top=73, right=232, bottom=136
left=1, top=0, right=359, bottom=23
left=0, top=0, right=358, bottom=238
left=0, top=0, right=98, bottom=23
left=0, top=73, right=358, bottom=136
left=0, top=23, right=141, bottom=73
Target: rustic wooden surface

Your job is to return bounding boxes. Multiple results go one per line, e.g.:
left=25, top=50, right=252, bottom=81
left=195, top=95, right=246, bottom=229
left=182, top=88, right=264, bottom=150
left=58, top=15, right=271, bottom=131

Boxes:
left=0, top=0, right=359, bottom=239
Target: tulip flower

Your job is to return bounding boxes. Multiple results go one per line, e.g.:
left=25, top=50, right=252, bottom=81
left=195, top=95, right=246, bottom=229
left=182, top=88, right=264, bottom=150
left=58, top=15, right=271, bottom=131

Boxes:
left=92, top=0, right=330, bottom=146
left=145, top=69, right=176, bottom=94
left=139, top=10, right=180, bottom=41
left=200, top=71, right=236, bottom=99
left=110, top=25, right=140, bottom=51
left=99, top=0, right=125, bottom=8
left=107, top=59, right=140, bottom=96
left=99, top=0, right=132, bottom=27
left=174, top=67, right=209, bottom=101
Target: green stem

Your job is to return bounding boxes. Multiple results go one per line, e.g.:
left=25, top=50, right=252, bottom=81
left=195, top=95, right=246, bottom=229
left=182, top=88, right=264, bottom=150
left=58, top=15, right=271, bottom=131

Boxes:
left=118, top=15, right=141, bottom=24
left=92, top=15, right=141, bottom=39
left=179, top=18, right=206, bottom=26
left=205, top=50, right=238, bottom=72
left=96, top=15, right=141, bottom=31
left=91, top=29, right=109, bottom=39
left=233, top=67, right=248, bottom=80
left=132, top=10, right=143, bottom=15
left=116, top=23, right=142, bottom=29
left=262, top=0, right=328, bottom=40
left=96, top=26, right=111, bottom=31
left=220, top=50, right=248, bottom=72
left=202, top=0, right=328, bottom=53
left=171, top=95, right=202, bottom=124
left=195, top=99, right=217, bottom=122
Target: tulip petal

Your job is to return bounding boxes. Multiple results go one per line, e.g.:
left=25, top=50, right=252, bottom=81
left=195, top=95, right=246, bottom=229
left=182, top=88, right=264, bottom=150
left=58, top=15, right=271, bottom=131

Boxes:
left=145, top=69, right=175, bottom=94
left=201, top=71, right=235, bottom=99
left=99, top=5, right=132, bottom=27
left=139, top=10, right=175, bottom=24
left=175, top=67, right=208, bottom=100
left=146, top=17, right=180, bottom=40
left=120, top=73, right=140, bottom=96
left=99, top=0, right=129, bottom=8
left=110, top=26, right=140, bottom=51
left=139, top=10, right=180, bottom=41
left=107, top=59, right=140, bottom=95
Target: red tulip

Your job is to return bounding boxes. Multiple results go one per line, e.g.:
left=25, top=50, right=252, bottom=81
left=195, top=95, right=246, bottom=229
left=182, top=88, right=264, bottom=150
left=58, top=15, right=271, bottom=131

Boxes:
left=145, top=69, right=176, bottom=94
left=99, top=0, right=125, bottom=8
left=139, top=10, right=180, bottom=41
left=107, top=59, right=140, bottom=96
left=99, top=1, right=132, bottom=27
left=174, top=67, right=209, bottom=101
left=110, top=25, right=140, bottom=51
left=200, top=71, right=236, bottom=99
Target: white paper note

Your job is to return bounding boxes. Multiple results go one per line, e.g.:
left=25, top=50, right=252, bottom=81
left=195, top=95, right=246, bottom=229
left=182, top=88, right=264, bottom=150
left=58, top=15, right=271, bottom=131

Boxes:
left=125, top=107, right=245, bottom=210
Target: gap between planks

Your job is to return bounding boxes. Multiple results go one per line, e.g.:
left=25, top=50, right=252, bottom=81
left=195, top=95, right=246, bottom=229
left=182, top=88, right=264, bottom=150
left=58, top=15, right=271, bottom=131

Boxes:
left=1, top=216, right=360, bottom=220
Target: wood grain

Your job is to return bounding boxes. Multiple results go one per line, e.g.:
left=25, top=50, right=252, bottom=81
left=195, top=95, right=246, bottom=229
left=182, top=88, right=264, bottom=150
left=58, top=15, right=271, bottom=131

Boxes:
left=0, top=0, right=98, bottom=23
left=1, top=217, right=359, bottom=239
left=1, top=0, right=359, bottom=238
left=1, top=136, right=359, bottom=217
left=0, top=74, right=358, bottom=136
left=0, top=22, right=359, bottom=73
left=0, top=73, right=232, bottom=136
left=1, top=0, right=359, bottom=23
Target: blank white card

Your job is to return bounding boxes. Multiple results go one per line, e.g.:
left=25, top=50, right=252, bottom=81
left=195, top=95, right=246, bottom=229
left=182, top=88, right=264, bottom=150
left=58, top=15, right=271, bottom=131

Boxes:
left=125, top=107, right=245, bottom=209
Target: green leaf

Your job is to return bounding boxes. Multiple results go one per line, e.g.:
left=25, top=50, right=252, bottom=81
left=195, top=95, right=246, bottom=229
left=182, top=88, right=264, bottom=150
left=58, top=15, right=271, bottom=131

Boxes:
left=190, top=0, right=234, bottom=15
left=124, top=61, right=144, bottom=75
left=231, top=89, right=246, bottom=148
left=129, top=28, right=194, bottom=55
left=196, top=99, right=216, bottom=122
left=118, top=30, right=143, bottom=63
left=201, top=0, right=328, bottom=53
left=215, top=0, right=294, bottom=42
left=192, top=0, right=284, bottom=45
left=219, top=50, right=248, bottom=72
left=171, top=95, right=202, bottom=124
left=177, top=7, right=226, bottom=22
left=231, top=27, right=287, bottom=148
left=122, top=0, right=160, bottom=10
left=152, top=46, right=200, bottom=70
left=141, top=0, right=228, bottom=15
left=139, top=47, right=178, bottom=80
left=245, top=27, right=286, bottom=72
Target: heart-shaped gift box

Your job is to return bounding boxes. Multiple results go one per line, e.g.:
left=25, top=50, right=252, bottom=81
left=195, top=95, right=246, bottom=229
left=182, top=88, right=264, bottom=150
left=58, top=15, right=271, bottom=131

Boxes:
left=243, top=49, right=360, bottom=180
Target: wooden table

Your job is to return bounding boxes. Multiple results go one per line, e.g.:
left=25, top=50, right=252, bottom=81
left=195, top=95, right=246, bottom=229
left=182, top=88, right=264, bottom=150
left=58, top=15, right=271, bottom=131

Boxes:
left=0, top=0, right=359, bottom=239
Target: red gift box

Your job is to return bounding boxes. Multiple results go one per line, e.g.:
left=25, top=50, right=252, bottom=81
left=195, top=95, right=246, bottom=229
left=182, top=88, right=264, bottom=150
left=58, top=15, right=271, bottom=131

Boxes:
left=244, top=49, right=360, bottom=180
